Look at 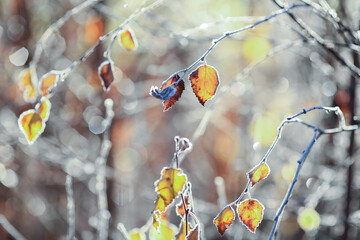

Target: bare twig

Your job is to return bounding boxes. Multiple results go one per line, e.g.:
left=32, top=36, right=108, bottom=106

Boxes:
left=65, top=175, right=75, bottom=240
left=0, top=214, right=27, bottom=240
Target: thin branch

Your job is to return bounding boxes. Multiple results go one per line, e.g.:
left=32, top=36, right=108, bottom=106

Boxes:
left=95, top=98, right=114, bottom=240
left=29, top=0, right=101, bottom=85
left=65, top=175, right=75, bottom=240
left=0, top=214, right=27, bottom=240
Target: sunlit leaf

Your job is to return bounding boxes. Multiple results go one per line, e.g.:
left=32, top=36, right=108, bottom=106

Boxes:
left=18, top=69, right=37, bottom=102
left=154, top=168, right=187, bottom=213
left=297, top=208, right=320, bottom=231
left=40, top=72, right=58, bottom=97
left=149, top=219, right=177, bottom=240
left=189, top=65, right=219, bottom=105
left=176, top=196, right=190, bottom=217
left=186, top=225, right=199, bottom=240
left=128, top=228, right=146, bottom=240
left=237, top=199, right=264, bottom=233
left=36, top=98, right=51, bottom=122
left=85, top=15, right=103, bottom=45
left=98, top=61, right=114, bottom=92
left=248, top=162, right=270, bottom=187
left=119, top=29, right=137, bottom=51
left=18, top=110, right=45, bottom=145
left=160, top=75, right=185, bottom=111
left=242, top=36, right=271, bottom=62
left=213, top=206, right=235, bottom=235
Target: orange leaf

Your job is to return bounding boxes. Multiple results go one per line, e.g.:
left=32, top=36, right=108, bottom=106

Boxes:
left=176, top=196, right=190, bottom=217
left=248, top=162, right=270, bottom=187
left=18, top=69, right=37, bottom=102
left=40, top=72, right=58, bottom=97
left=149, top=219, right=177, bottom=240
left=186, top=225, right=199, bottom=240
left=189, top=65, right=219, bottom=105
left=237, top=199, right=264, bottom=233
left=213, top=206, right=235, bottom=235
left=160, top=75, right=185, bottom=111
left=154, top=168, right=187, bottom=213
left=36, top=98, right=51, bottom=122
left=18, top=110, right=45, bottom=144
left=119, top=29, right=137, bottom=51
left=98, top=61, right=114, bottom=92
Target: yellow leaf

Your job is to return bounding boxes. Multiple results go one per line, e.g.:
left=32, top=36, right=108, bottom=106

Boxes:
left=128, top=228, right=146, bottom=240
left=36, top=98, right=51, bottom=122
left=189, top=65, right=220, bottom=105
left=119, top=29, right=137, bottom=51
left=154, top=168, right=187, bottom=213
left=237, top=199, right=264, bottom=233
left=18, top=110, right=45, bottom=144
left=18, top=69, right=37, bottom=102
left=176, top=220, right=189, bottom=240
left=40, top=72, right=58, bottom=97
left=297, top=208, right=320, bottom=231
left=213, top=206, right=235, bottom=235
left=149, top=220, right=177, bottom=240
left=248, top=163, right=270, bottom=186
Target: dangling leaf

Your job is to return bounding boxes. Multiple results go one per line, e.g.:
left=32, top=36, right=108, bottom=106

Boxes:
left=186, top=225, right=199, bottom=240
left=18, top=110, right=45, bottom=144
left=36, top=98, right=51, bottom=122
left=40, top=72, right=58, bottom=97
left=119, top=29, right=137, bottom=51
left=154, top=167, right=187, bottom=213
left=176, top=196, right=190, bottom=217
left=128, top=228, right=146, bottom=240
left=189, top=65, right=219, bottom=105
left=248, top=162, right=270, bottom=187
left=18, top=69, right=37, bottom=102
left=237, top=199, right=264, bottom=233
left=149, top=219, right=177, bottom=240
left=160, top=75, right=185, bottom=111
left=98, top=61, right=114, bottom=92
left=213, top=206, right=235, bottom=235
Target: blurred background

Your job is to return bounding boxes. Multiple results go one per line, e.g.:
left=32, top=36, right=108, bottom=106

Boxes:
left=0, top=0, right=360, bottom=239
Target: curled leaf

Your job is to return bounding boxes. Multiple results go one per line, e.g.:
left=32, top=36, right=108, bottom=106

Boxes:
left=36, top=98, right=51, bottom=122
left=18, top=69, right=37, bottom=102
left=18, top=110, right=45, bottom=144
left=160, top=75, right=185, bottom=111
left=248, top=162, right=270, bottom=186
left=119, top=29, right=137, bottom=51
left=189, top=65, right=219, bottom=105
left=98, top=61, right=114, bottom=92
left=40, top=72, right=58, bottom=97
left=237, top=199, right=264, bottom=233
left=213, top=206, right=235, bottom=235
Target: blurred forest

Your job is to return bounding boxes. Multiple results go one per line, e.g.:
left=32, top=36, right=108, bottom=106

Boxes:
left=1, top=0, right=360, bottom=239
